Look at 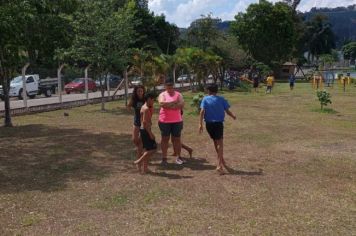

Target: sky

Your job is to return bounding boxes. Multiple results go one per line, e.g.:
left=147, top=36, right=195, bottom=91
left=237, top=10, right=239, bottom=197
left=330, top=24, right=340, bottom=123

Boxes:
left=148, top=0, right=356, bottom=27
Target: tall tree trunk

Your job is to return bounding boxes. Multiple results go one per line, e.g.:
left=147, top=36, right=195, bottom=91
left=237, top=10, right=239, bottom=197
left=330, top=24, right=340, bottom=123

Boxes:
left=2, top=70, right=13, bottom=127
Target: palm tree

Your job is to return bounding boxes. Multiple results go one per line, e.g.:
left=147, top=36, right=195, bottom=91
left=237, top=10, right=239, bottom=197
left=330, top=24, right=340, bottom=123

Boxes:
left=304, top=14, right=336, bottom=63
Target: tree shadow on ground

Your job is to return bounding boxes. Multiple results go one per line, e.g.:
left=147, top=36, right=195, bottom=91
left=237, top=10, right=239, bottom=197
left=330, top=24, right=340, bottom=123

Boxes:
left=0, top=124, right=134, bottom=193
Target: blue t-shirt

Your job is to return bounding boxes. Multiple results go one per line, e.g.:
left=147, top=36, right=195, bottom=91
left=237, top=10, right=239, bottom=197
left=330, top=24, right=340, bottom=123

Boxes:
left=289, top=75, right=296, bottom=83
left=200, top=95, right=230, bottom=122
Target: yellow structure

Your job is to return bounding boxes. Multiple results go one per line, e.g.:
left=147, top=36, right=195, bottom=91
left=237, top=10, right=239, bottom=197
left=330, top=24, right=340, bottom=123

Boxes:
left=312, top=73, right=323, bottom=90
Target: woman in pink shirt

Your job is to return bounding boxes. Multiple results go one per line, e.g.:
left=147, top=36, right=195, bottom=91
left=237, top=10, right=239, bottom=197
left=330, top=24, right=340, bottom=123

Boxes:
left=158, top=82, right=185, bottom=165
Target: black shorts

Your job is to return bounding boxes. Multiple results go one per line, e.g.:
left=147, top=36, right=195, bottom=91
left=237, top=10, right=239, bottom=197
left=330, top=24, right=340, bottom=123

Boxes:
left=134, top=117, right=141, bottom=127
left=266, top=85, right=272, bottom=90
left=253, top=82, right=259, bottom=88
left=158, top=121, right=183, bottom=137
left=289, top=82, right=295, bottom=87
left=140, top=129, right=157, bottom=151
left=206, top=122, right=224, bottom=140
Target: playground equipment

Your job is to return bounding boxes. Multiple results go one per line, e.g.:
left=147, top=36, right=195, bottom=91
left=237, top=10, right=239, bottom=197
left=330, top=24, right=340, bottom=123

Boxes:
left=322, top=71, right=335, bottom=88
left=339, top=73, right=352, bottom=92
left=312, top=73, right=324, bottom=90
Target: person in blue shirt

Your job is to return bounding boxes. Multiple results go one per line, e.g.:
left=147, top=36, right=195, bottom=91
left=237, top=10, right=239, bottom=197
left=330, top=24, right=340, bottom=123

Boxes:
left=289, top=73, right=296, bottom=90
left=199, top=84, right=236, bottom=174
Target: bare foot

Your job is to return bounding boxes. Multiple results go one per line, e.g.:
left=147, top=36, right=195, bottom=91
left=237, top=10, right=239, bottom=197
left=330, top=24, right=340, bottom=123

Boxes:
left=216, top=166, right=225, bottom=175
left=136, top=163, right=142, bottom=173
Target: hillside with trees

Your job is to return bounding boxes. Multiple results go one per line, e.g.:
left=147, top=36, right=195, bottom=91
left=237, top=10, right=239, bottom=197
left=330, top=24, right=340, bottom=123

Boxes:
left=303, top=5, right=356, bottom=47
left=215, top=5, right=356, bottom=49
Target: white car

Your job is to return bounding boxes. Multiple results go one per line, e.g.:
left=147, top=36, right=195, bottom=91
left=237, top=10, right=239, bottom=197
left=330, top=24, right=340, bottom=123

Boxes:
left=177, top=74, right=189, bottom=82
left=8, top=75, right=39, bottom=99
left=130, top=77, right=142, bottom=87
left=0, top=74, right=56, bottom=100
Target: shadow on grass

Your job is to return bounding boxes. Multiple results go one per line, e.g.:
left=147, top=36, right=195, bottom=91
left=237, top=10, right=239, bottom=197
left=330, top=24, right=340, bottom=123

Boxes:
left=148, top=171, right=193, bottom=180
left=0, top=124, right=133, bottom=193
left=152, top=157, right=217, bottom=172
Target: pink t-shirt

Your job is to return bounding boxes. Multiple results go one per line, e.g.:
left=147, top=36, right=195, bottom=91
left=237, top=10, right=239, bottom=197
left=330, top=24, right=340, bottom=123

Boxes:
left=159, top=91, right=183, bottom=123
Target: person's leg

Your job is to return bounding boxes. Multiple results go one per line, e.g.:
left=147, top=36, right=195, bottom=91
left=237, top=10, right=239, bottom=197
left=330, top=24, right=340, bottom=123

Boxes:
left=215, top=138, right=225, bottom=174
left=142, top=150, right=155, bottom=174
left=172, top=136, right=182, bottom=158
left=161, top=136, right=170, bottom=162
left=172, top=122, right=184, bottom=164
left=132, top=126, right=143, bottom=159
left=182, top=143, right=193, bottom=158
left=159, top=122, right=170, bottom=163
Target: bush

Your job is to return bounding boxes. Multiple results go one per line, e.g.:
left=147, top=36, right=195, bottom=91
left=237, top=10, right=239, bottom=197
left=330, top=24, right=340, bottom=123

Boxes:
left=316, top=90, right=332, bottom=110
left=190, top=93, right=204, bottom=112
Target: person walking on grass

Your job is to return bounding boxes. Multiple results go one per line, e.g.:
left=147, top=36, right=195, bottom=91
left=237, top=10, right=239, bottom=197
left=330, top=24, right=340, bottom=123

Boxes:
left=289, top=73, right=296, bottom=90
left=134, top=92, right=157, bottom=174
left=199, top=84, right=236, bottom=175
left=266, top=73, right=274, bottom=94
left=158, top=82, right=185, bottom=165
left=127, top=85, right=145, bottom=161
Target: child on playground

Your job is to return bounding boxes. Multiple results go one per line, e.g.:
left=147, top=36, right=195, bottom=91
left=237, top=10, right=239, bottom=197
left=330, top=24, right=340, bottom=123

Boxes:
left=199, top=84, right=236, bottom=175
left=134, top=92, right=157, bottom=174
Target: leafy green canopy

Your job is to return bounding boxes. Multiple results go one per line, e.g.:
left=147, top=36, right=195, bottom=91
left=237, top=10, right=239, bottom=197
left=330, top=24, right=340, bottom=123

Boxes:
left=231, top=0, right=297, bottom=67
left=304, top=14, right=336, bottom=61
left=342, top=42, right=356, bottom=60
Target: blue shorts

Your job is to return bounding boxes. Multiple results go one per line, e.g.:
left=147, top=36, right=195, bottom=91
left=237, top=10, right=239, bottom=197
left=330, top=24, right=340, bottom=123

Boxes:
left=158, top=121, right=183, bottom=137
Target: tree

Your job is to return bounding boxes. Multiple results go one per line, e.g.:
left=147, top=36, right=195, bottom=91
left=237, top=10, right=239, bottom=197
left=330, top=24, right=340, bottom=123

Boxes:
left=132, top=7, right=179, bottom=55
left=231, top=0, right=297, bottom=68
left=304, top=14, right=336, bottom=62
left=187, top=14, right=221, bottom=50
left=342, top=42, right=356, bottom=62
left=0, top=1, right=32, bottom=127
left=62, top=0, right=137, bottom=110
left=174, top=48, right=222, bottom=90
left=283, top=0, right=301, bottom=11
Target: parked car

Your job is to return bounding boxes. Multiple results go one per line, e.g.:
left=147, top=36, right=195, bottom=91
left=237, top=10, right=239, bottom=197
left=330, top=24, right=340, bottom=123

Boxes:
left=64, top=78, right=97, bottom=94
left=177, top=74, right=189, bottom=82
left=0, top=74, right=57, bottom=100
left=130, top=77, right=143, bottom=87
left=95, top=75, right=123, bottom=89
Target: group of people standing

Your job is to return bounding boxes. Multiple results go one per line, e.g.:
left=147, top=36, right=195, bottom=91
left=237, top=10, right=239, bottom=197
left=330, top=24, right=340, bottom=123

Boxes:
left=128, top=82, right=236, bottom=175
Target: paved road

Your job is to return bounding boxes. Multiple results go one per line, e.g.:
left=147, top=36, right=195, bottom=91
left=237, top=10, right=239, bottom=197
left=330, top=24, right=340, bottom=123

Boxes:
left=0, top=89, right=131, bottom=111
left=0, top=83, right=190, bottom=111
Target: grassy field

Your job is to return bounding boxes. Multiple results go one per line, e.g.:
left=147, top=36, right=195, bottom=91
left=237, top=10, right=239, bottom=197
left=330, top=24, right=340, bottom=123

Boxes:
left=0, top=83, right=355, bottom=235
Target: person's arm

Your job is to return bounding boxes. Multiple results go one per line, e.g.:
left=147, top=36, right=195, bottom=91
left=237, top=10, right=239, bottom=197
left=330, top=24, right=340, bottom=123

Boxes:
left=142, top=108, right=155, bottom=140
left=127, top=98, right=133, bottom=110
left=226, top=109, right=236, bottom=120
left=172, top=93, right=184, bottom=110
left=158, top=93, right=174, bottom=108
left=199, top=108, right=205, bottom=133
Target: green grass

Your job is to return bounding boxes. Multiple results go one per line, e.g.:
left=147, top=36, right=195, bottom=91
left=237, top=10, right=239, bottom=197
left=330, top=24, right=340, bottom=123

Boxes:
left=1, top=83, right=355, bottom=235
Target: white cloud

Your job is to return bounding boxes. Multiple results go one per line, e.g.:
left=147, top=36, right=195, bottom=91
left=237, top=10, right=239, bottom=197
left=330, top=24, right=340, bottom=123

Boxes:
left=149, top=0, right=356, bottom=27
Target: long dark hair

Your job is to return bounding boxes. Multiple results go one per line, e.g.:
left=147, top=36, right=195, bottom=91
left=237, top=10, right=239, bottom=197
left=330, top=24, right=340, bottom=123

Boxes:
left=130, top=85, right=146, bottom=105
